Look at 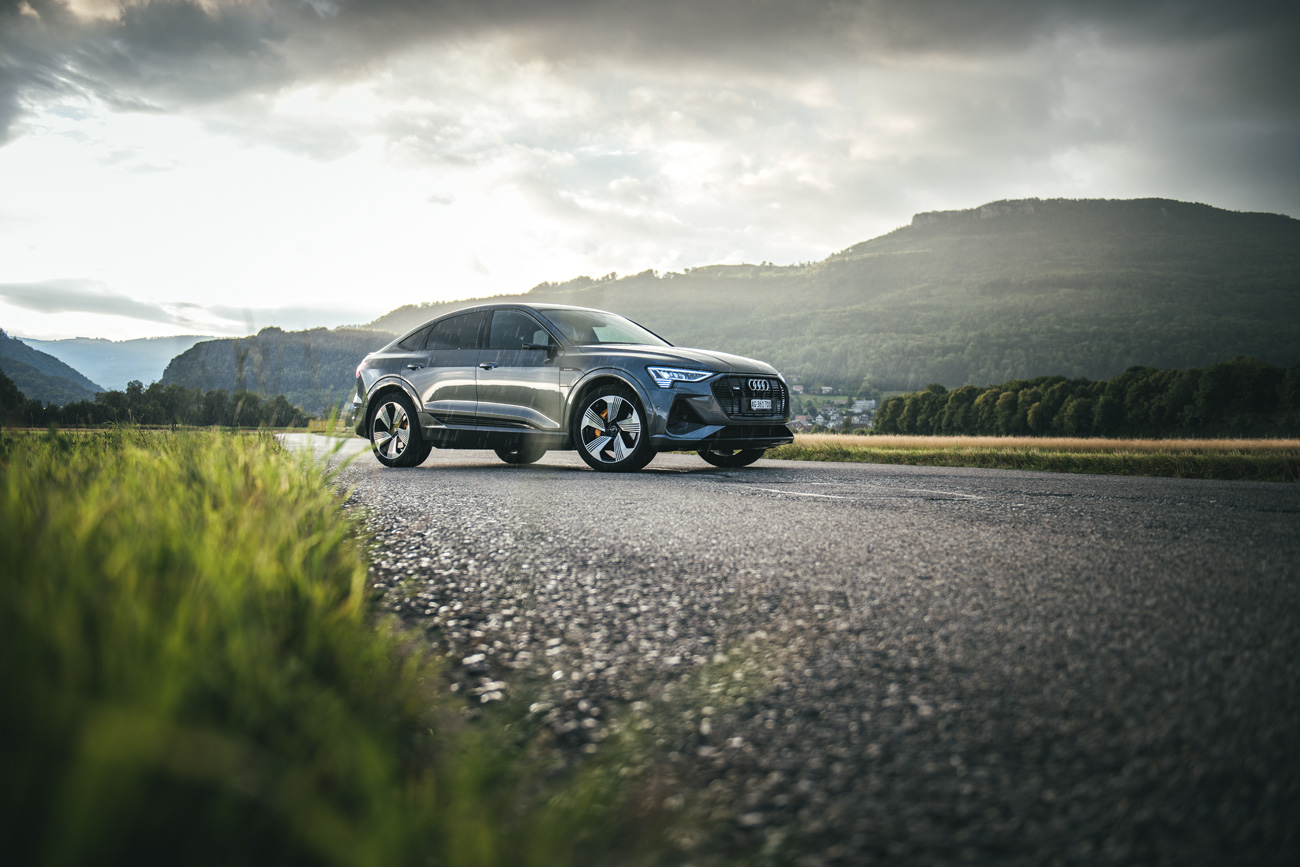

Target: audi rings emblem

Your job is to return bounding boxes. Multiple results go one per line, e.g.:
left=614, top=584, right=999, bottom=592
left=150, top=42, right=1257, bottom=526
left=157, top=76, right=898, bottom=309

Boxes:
left=748, top=378, right=772, bottom=391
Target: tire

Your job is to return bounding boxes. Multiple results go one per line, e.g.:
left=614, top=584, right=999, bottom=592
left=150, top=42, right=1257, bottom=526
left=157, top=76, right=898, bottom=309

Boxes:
left=368, top=392, right=427, bottom=467
left=572, top=384, right=656, bottom=472
left=494, top=443, right=546, bottom=465
left=698, top=447, right=766, bottom=468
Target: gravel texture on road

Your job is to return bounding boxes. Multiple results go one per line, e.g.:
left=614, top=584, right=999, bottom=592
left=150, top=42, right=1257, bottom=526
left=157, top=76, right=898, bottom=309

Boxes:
left=287, top=435, right=1300, bottom=866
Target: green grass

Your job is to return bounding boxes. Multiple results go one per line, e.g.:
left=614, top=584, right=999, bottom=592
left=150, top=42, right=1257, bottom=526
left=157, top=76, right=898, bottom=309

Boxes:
left=767, top=434, right=1300, bottom=482
left=0, top=428, right=657, bottom=867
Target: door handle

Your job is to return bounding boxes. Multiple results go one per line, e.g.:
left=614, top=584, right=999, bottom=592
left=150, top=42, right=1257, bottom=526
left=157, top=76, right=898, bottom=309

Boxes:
left=407, top=363, right=425, bottom=371
left=479, top=362, right=499, bottom=370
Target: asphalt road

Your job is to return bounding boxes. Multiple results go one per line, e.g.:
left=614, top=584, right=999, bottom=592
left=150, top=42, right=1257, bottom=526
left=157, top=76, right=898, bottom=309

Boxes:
left=285, top=435, right=1300, bottom=865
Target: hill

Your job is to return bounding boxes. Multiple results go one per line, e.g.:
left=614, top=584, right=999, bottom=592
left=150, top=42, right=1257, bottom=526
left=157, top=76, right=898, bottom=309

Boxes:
left=0, top=330, right=103, bottom=405
left=158, top=197, right=1300, bottom=409
left=20, top=334, right=214, bottom=391
left=370, top=197, right=1300, bottom=394
left=160, top=326, right=396, bottom=415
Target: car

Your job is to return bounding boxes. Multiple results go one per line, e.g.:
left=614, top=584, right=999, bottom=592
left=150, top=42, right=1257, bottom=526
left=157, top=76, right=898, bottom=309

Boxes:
left=351, top=303, right=794, bottom=472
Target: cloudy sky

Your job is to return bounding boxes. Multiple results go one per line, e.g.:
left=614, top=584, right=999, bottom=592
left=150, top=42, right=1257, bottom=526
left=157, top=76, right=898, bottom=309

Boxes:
left=2, top=0, right=1297, bottom=340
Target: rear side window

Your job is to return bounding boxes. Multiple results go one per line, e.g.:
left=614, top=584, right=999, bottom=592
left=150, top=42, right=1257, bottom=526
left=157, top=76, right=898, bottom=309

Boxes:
left=425, top=311, right=487, bottom=350
left=397, top=324, right=433, bottom=351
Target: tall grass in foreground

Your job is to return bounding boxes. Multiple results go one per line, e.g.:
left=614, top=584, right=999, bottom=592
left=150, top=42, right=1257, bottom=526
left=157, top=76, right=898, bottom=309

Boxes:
left=767, top=434, right=1300, bottom=482
left=0, top=429, right=640, bottom=867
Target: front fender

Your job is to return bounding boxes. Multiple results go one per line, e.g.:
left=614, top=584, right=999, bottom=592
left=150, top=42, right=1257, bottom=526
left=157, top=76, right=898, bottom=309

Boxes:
left=564, top=368, right=658, bottom=434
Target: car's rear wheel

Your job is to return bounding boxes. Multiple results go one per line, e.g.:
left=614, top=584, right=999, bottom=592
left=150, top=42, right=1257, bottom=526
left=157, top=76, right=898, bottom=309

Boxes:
left=698, top=446, right=766, bottom=468
left=573, top=385, right=656, bottom=472
left=369, top=393, right=428, bottom=467
left=494, top=443, right=546, bottom=465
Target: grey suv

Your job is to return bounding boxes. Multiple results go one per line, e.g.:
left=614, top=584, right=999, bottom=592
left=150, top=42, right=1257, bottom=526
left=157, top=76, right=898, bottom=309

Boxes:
left=351, top=303, right=793, bottom=472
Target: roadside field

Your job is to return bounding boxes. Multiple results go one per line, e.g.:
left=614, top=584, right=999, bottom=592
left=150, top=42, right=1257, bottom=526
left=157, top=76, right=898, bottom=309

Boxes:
left=0, top=428, right=662, bottom=867
left=766, top=434, right=1300, bottom=482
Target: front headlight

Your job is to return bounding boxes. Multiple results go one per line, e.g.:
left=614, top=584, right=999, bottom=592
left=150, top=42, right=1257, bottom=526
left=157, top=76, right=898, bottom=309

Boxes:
left=647, top=366, right=714, bottom=388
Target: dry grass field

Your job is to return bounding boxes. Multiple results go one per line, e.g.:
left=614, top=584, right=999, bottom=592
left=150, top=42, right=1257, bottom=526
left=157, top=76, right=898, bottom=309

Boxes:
left=767, top=435, right=1300, bottom=481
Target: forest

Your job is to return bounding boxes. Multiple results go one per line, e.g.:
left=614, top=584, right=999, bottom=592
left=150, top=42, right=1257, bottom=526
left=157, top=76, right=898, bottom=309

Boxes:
left=0, top=370, right=309, bottom=429
left=870, top=357, right=1300, bottom=438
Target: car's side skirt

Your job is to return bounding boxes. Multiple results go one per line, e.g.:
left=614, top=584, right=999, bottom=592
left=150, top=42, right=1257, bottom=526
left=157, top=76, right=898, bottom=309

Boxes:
left=420, top=422, right=570, bottom=451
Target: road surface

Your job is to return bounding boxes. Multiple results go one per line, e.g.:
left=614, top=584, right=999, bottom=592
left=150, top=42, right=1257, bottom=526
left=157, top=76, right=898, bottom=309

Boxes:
left=284, top=435, right=1300, bottom=865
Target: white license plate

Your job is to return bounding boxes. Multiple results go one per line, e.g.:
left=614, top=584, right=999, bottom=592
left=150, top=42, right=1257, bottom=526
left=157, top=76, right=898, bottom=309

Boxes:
left=750, top=398, right=773, bottom=411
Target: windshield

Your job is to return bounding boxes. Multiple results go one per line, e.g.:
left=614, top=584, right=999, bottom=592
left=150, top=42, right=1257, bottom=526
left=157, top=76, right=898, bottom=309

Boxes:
left=539, top=308, right=670, bottom=346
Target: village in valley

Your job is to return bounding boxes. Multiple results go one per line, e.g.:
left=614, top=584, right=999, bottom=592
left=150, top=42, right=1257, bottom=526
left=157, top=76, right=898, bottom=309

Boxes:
left=788, top=382, right=878, bottom=433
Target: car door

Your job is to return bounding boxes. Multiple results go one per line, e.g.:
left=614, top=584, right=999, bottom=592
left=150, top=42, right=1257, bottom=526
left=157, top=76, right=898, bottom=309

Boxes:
left=404, top=310, right=486, bottom=424
left=475, top=309, right=563, bottom=430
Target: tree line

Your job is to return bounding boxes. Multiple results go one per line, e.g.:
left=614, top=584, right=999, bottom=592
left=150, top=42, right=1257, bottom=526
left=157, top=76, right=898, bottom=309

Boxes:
left=0, top=371, right=310, bottom=429
left=871, top=357, right=1300, bottom=438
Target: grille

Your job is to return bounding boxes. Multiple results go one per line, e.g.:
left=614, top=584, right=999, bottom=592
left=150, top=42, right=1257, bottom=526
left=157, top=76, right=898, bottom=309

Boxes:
left=711, top=376, right=788, bottom=418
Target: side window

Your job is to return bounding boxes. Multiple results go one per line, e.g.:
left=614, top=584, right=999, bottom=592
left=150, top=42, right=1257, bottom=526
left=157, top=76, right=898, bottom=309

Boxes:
left=487, top=310, right=550, bottom=350
left=397, top=324, right=433, bottom=351
left=425, top=311, right=487, bottom=350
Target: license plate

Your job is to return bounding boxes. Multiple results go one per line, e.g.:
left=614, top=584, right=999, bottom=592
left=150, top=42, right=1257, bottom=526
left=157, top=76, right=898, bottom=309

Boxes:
left=750, top=398, right=773, bottom=411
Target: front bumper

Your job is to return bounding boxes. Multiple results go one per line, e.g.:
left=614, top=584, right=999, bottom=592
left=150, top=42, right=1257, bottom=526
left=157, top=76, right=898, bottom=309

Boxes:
left=650, top=423, right=794, bottom=452
left=644, top=373, right=792, bottom=451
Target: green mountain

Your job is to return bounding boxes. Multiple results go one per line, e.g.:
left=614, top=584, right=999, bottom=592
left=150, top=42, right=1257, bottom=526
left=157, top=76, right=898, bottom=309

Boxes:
left=20, top=334, right=214, bottom=391
left=160, top=197, right=1299, bottom=410
left=160, top=326, right=396, bottom=415
left=0, top=330, right=103, bottom=405
left=372, top=197, right=1300, bottom=393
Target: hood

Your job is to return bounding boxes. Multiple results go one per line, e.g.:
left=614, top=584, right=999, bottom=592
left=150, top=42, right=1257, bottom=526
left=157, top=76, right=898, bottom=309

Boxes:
left=572, top=344, right=781, bottom=376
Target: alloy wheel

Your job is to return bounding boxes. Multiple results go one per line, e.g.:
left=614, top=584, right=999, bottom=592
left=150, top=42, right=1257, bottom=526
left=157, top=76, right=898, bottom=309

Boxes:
left=372, top=401, right=410, bottom=460
left=574, top=387, right=655, bottom=472
left=370, top=395, right=428, bottom=467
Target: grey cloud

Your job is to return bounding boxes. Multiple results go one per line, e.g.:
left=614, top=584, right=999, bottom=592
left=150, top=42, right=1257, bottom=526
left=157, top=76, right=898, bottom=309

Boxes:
left=65, top=1, right=292, bottom=107
left=3, top=1, right=1295, bottom=151
left=306, top=1, right=1300, bottom=77
left=0, top=64, right=20, bottom=146
left=6, top=2, right=1297, bottom=110
left=0, top=279, right=218, bottom=327
left=0, top=279, right=374, bottom=335
left=0, top=0, right=294, bottom=142
left=2, top=0, right=1297, bottom=257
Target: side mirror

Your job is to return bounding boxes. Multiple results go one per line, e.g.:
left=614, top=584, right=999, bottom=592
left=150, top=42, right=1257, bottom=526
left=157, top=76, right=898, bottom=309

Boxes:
left=523, top=341, right=560, bottom=359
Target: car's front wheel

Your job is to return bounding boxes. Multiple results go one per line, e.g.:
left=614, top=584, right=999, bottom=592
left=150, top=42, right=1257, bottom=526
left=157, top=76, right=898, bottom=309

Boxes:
left=369, top=393, right=430, bottom=467
left=698, top=447, right=766, bottom=468
left=573, top=385, right=656, bottom=472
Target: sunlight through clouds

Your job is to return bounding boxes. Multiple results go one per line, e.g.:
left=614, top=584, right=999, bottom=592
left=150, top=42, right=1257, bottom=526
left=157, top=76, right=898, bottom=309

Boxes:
left=1, top=0, right=1296, bottom=339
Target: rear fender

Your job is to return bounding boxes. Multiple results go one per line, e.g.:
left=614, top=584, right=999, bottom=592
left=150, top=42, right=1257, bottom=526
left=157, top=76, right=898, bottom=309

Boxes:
left=357, top=376, right=422, bottom=435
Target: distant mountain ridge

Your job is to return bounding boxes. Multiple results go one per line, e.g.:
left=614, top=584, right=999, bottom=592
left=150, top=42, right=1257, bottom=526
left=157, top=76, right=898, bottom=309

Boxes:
left=21, top=334, right=214, bottom=391
left=162, top=197, right=1300, bottom=409
left=367, top=197, right=1300, bottom=392
left=0, top=330, right=103, bottom=405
